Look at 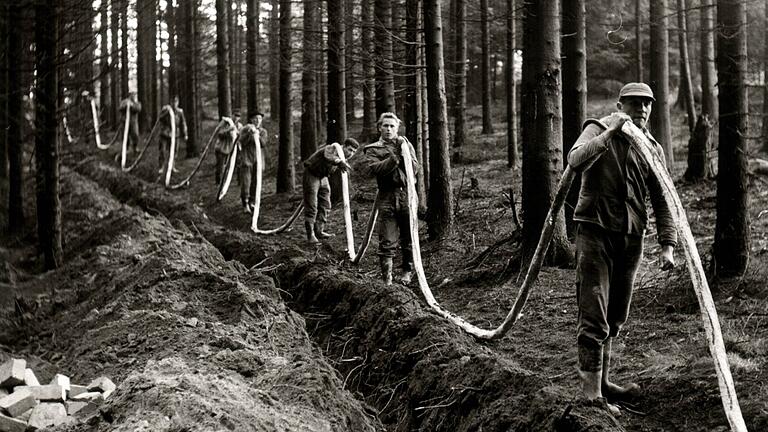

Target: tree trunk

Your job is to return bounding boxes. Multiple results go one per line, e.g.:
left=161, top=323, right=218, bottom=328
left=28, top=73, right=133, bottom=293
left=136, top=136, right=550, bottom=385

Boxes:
left=99, top=0, right=109, bottom=124
left=179, top=0, right=198, bottom=156
left=137, top=0, right=151, bottom=130
left=276, top=0, right=294, bottom=193
left=120, top=0, right=129, bottom=99
left=228, top=0, right=236, bottom=107
left=713, top=0, right=749, bottom=278
left=234, top=1, right=244, bottom=113
left=700, top=0, right=717, bottom=121
left=327, top=0, right=348, bottom=143
left=423, top=0, right=454, bottom=240
left=216, top=0, right=233, bottom=118
left=649, top=0, right=673, bottom=163
left=480, top=0, right=493, bottom=134
left=167, top=0, right=178, bottom=100
left=110, top=0, right=120, bottom=125
left=453, top=0, right=466, bottom=159
left=762, top=0, right=768, bottom=153
left=7, top=2, right=24, bottom=233
left=246, top=0, right=260, bottom=117
left=269, top=0, right=279, bottom=119
left=375, top=0, right=396, bottom=114
left=562, top=0, right=586, bottom=236
left=636, top=0, right=643, bottom=81
left=684, top=114, right=713, bottom=181
left=506, top=0, right=517, bottom=169
left=521, top=0, right=570, bottom=263
left=360, top=0, right=377, bottom=142
left=345, top=0, right=356, bottom=119
left=301, top=0, right=319, bottom=160
left=405, top=0, right=427, bottom=212
left=34, top=0, right=62, bottom=269
left=0, top=2, right=8, bottom=181
left=677, top=0, right=696, bottom=132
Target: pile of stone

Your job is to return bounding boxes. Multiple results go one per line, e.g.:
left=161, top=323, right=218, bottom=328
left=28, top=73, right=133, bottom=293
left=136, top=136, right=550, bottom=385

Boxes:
left=0, top=359, right=115, bottom=431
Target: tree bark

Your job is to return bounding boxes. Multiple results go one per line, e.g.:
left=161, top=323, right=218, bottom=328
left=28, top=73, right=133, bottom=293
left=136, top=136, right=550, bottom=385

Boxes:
left=110, top=0, right=120, bottom=125
left=7, top=2, right=24, bottom=233
left=216, top=0, right=233, bottom=118
left=677, top=0, right=696, bottom=132
left=34, top=0, right=62, bottom=269
left=120, top=0, right=129, bottom=99
left=167, top=0, right=178, bottom=100
left=276, top=0, right=294, bottom=193
left=762, top=0, right=768, bottom=153
left=480, top=0, right=493, bottom=134
left=453, top=0, right=466, bottom=159
left=635, top=0, right=643, bottom=81
left=179, top=0, right=198, bottom=156
left=360, top=0, right=377, bottom=142
left=136, top=0, right=153, bottom=130
left=375, top=0, right=396, bottom=114
left=301, top=0, right=319, bottom=160
left=423, top=0, right=454, bottom=240
left=99, top=0, right=109, bottom=123
left=405, top=0, right=426, bottom=212
left=0, top=2, right=8, bottom=181
left=684, top=114, right=713, bottom=181
left=562, top=0, right=587, bottom=237
left=246, top=0, right=260, bottom=117
left=521, top=0, right=570, bottom=263
left=649, top=0, right=673, bottom=163
left=714, top=0, right=750, bottom=278
left=327, top=0, right=348, bottom=143
left=345, top=0, right=356, bottom=119
left=506, top=0, right=517, bottom=169
left=269, top=0, right=279, bottom=119
left=700, top=0, right=717, bottom=121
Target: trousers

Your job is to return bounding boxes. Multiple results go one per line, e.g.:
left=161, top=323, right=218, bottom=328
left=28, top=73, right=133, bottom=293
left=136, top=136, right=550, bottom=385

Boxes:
left=575, top=222, right=643, bottom=371
left=303, top=172, right=331, bottom=225
left=377, top=188, right=413, bottom=270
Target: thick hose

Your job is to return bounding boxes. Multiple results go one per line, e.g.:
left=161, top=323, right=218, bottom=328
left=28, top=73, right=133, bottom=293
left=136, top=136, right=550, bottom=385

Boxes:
left=163, top=107, right=177, bottom=187
left=215, top=118, right=240, bottom=199
left=332, top=143, right=379, bottom=264
left=168, top=116, right=229, bottom=190
left=62, top=116, right=74, bottom=144
left=91, top=99, right=107, bottom=150
left=250, top=129, right=302, bottom=234
left=121, top=110, right=162, bottom=173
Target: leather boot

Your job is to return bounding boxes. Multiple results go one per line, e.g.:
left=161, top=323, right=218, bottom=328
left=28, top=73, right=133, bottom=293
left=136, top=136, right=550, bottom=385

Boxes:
left=380, top=257, right=393, bottom=285
left=305, top=221, right=320, bottom=244
left=399, top=268, right=414, bottom=285
left=314, top=221, right=335, bottom=239
left=601, top=337, right=640, bottom=401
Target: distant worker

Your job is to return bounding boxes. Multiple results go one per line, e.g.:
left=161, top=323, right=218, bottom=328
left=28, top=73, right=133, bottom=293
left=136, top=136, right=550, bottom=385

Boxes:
left=302, top=138, right=359, bottom=243
left=157, top=95, right=188, bottom=173
left=118, top=92, right=142, bottom=154
left=567, top=82, right=676, bottom=414
left=363, top=112, right=419, bottom=285
left=236, top=111, right=268, bottom=213
left=214, top=113, right=239, bottom=185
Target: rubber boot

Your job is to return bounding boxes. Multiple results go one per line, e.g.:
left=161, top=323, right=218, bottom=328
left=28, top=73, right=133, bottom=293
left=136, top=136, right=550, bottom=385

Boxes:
left=305, top=221, right=320, bottom=244
left=315, top=221, right=335, bottom=239
left=380, top=257, right=393, bottom=285
left=242, top=197, right=252, bottom=214
left=601, top=337, right=640, bottom=401
left=578, top=368, right=621, bottom=416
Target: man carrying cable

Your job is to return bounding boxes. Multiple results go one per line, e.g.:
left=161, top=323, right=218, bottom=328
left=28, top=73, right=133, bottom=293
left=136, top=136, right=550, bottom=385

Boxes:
left=237, top=111, right=268, bottom=213
left=118, top=92, right=142, bottom=154
left=363, top=112, right=419, bottom=285
left=214, top=111, right=239, bottom=185
left=157, top=95, right=188, bottom=173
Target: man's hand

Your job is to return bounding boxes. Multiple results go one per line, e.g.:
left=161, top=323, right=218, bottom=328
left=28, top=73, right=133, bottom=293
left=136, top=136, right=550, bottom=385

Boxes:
left=660, top=245, right=675, bottom=271
left=608, top=112, right=632, bottom=134
left=339, top=160, right=353, bottom=173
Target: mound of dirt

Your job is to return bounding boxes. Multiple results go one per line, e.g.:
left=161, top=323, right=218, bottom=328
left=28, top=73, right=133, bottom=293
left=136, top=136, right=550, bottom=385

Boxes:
left=0, top=169, right=381, bottom=431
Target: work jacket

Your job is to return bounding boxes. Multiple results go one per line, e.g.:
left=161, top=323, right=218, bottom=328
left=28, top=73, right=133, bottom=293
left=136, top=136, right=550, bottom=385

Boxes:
left=363, top=137, right=419, bottom=193
left=304, top=145, right=343, bottom=178
left=567, top=116, right=677, bottom=247
left=158, top=105, right=187, bottom=139
left=237, top=125, right=268, bottom=166
left=214, top=118, right=238, bottom=154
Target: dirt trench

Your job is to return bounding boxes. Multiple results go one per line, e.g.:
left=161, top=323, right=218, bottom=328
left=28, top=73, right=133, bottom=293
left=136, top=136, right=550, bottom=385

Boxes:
left=66, top=158, right=626, bottom=431
left=1, top=168, right=381, bottom=431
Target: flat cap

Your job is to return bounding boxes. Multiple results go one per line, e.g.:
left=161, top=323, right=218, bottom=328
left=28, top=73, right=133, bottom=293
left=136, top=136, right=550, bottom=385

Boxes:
left=618, top=82, right=655, bottom=101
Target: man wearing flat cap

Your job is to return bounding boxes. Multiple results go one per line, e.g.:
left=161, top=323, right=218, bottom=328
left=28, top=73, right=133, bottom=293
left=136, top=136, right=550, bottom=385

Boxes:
left=567, top=82, right=677, bottom=414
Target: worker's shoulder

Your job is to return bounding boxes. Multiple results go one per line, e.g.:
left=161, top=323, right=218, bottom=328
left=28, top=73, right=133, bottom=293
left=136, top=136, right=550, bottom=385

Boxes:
left=582, top=116, right=613, bottom=131
left=363, top=140, right=386, bottom=152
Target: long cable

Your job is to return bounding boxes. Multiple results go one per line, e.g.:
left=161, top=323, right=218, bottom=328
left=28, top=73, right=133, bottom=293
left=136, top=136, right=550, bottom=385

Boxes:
left=332, top=143, right=379, bottom=264
left=250, top=128, right=303, bottom=234
left=215, top=118, right=239, bottom=199
left=121, top=108, right=162, bottom=173
left=91, top=99, right=108, bottom=150
left=168, top=115, right=229, bottom=190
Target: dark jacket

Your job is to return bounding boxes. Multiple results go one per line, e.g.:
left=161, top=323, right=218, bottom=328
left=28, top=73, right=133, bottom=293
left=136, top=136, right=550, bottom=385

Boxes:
left=304, top=145, right=342, bottom=178
left=214, top=118, right=238, bottom=154
left=159, top=105, right=187, bottom=139
left=237, top=125, right=268, bottom=166
left=567, top=116, right=677, bottom=247
left=363, top=137, right=419, bottom=192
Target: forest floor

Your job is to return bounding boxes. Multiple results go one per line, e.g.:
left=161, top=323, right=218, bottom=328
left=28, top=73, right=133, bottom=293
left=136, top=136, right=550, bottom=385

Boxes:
left=2, top=102, right=768, bottom=431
